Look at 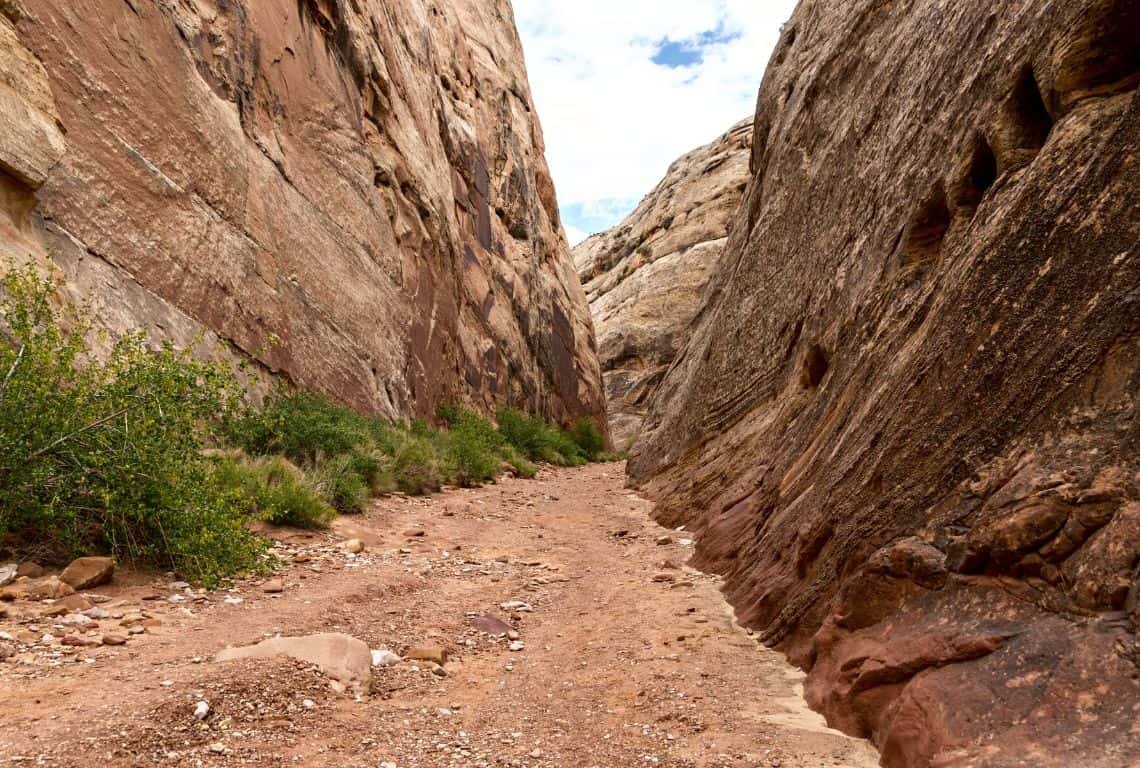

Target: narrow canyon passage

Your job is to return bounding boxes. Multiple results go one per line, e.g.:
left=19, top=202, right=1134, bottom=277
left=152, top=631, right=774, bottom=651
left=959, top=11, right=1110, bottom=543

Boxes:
left=0, top=464, right=877, bottom=767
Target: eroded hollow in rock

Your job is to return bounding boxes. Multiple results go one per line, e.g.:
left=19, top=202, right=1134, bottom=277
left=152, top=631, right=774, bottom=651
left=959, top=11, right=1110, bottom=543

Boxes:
left=953, top=135, right=998, bottom=211
left=801, top=343, right=830, bottom=389
left=1004, top=66, right=1054, bottom=162
left=901, top=184, right=951, bottom=267
left=1050, top=0, right=1140, bottom=114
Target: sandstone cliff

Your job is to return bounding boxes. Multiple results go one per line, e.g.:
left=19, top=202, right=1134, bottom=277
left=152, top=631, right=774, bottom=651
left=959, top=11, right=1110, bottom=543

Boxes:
left=574, top=121, right=751, bottom=450
left=0, top=0, right=604, bottom=427
left=630, top=0, right=1140, bottom=765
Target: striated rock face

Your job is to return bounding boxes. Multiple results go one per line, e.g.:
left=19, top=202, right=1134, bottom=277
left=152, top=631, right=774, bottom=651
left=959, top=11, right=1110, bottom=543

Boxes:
left=0, top=0, right=604, bottom=426
left=574, top=121, right=751, bottom=449
left=631, top=0, right=1140, bottom=765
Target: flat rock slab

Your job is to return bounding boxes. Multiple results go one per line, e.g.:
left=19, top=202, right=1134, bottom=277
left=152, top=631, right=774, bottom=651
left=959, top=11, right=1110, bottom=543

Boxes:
left=215, top=633, right=372, bottom=690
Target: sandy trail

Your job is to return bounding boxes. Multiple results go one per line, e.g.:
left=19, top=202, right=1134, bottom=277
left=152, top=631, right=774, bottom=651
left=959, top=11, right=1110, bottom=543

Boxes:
left=1, top=463, right=878, bottom=768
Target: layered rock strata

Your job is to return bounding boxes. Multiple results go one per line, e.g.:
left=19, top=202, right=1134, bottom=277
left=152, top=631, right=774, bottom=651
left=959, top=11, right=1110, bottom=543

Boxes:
left=631, top=1, right=1140, bottom=765
left=0, top=0, right=605, bottom=426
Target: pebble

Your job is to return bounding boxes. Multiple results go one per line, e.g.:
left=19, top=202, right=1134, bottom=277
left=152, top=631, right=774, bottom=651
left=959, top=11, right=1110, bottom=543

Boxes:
left=509, top=640, right=525, bottom=652
left=193, top=701, right=210, bottom=720
left=303, top=699, right=316, bottom=709
left=656, top=535, right=673, bottom=545
left=262, top=580, right=285, bottom=594
left=102, top=632, right=128, bottom=646
left=343, top=539, right=365, bottom=554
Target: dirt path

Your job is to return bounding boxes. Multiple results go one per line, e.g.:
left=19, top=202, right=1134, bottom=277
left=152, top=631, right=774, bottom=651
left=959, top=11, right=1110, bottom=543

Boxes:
left=1, top=463, right=878, bottom=768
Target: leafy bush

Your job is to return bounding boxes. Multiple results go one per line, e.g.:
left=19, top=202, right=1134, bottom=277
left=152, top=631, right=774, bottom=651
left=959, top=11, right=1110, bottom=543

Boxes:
left=569, top=417, right=606, bottom=461
left=224, top=391, right=372, bottom=465
left=211, top=454, right=335, bottom=530
left=314, top=454, right=371, bottom=513
left=496, top=406, right=586, bottom=466
left=0, top=267, right=264, bottom=586
left=389, top=429, right=445, bottom=495
left=443, top=409, right=506, bottom=487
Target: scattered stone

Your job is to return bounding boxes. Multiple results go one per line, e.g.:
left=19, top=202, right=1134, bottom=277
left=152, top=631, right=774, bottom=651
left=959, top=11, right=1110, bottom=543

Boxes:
left=343, top=539, right=365, bottom=554
left=60, top=557, right=114, bottom=590
left=0, top=564, right=16, bottom=587
left=207, top=742, right=228, bottom=755
left=262, top=580, right=285, bottom=594
left=15, top=562, right=44, bottom=579
left=0, top=640, right=14, bottom=660
left=292, top=554, right=311, bottom=564
left=193, top=701, right=210, bottom=720
left=406, top=645, right=449, bottom=665
left=509, top=640, right=525, bottom=652
left=656, top=535, right=673, bottom=546
left=652, top=573, right=677, bottom=583
left=127, top=626, right=145, bottom=635
left=102, top=632, right=128, bottom=646
left=61, top=634, right=100, bottom=647
left=469, top=614, right=514, bottom=636
left=216, top=633, right=372, bottom=690
left=303, top=699, right=316, bottom=709
left=661, top=559, right=681, bottom=570
left=0, top=576, right=75, bottom=602
left=41, top=594, right=94, bottom=617
left=404, top=528, right=426, bottom=538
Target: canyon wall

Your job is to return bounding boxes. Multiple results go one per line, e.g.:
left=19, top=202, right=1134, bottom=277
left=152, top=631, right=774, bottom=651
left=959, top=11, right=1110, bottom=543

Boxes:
left=0, top=0, right=605, bottom=426
left=630, top=0, right=1140, bottom=765
left=574, top=120, right=751, bottom=450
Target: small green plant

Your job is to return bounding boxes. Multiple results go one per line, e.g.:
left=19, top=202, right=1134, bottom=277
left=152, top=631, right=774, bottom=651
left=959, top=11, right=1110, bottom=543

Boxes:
left=0, top=266, right=264, bottom=586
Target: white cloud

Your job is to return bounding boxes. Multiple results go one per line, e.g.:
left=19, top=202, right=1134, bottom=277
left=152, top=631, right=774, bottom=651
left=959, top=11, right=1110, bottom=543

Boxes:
left=515, top=0, right=798, bottom=236
left=564, top=223, right=589, bottom=247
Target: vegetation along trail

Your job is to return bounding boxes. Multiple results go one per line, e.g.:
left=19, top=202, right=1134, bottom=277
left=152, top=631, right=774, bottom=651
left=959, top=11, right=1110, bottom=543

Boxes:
left=0, top=463, right=878, bottom=767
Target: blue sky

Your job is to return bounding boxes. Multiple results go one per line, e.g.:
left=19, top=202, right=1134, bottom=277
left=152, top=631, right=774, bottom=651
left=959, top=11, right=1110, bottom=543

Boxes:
left=514, top=0, right=797, bottom=245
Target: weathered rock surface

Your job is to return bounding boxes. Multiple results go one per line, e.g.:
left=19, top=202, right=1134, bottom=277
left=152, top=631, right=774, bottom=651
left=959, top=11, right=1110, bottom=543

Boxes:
left=574, top=121, right=751, bottom=449
left=630, top=1, right=1140, bottom=765
left=0, top=0, right=604, bottom=427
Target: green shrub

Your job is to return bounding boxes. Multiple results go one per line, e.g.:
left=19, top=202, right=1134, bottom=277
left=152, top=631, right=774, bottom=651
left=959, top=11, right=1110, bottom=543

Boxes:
left=496, top=406, right=585, bottom=466
left=0, top=267, right=265, bottom=586
left=434, top=401, right=462, bottom=427
left=388, top=429, right=445, bottom=495
left=224, top=391, right=373, bottom=465
left=211, top=454, right=334, bottom=529
left=501, top=445, right=538, bottom=479
left=314, top=454, right=371, bottom=513
left=569, top=417, right=606, bottom=460
left=444, top=409, right=505, bottom=487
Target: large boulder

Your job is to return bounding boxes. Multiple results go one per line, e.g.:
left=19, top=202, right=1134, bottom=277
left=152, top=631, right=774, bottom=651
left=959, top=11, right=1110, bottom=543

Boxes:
left=630, top=0, right=1140, bottom=765
left=59, top=556, right=114, bottom=590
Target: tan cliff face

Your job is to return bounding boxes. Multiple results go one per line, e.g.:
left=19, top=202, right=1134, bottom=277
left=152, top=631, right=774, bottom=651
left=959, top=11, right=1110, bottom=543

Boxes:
left=630, top=0, right=1140, bottom=766
left=574, top=121, right=751, bottom=450
left=0, top=0, right=605, bottom=427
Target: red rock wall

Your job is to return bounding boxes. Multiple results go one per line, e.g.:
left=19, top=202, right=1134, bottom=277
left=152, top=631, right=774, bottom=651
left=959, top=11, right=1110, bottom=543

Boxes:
left=0, top=0, right=605, bottom=427
left=630, top=0, right=1140, bottom=765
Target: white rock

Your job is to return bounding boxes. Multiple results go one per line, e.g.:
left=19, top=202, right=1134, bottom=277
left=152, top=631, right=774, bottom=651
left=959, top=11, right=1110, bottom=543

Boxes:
left=0, top=564, right=16, bottom=587
left=302, top=699, right=316, bottom=709
left=193, top=701, right=209, bottom=720
left=499, top=600, right=533, bottom=612
left=509, top=640, right=525, bottom=652
left=371, top=649, right=402, bottom=667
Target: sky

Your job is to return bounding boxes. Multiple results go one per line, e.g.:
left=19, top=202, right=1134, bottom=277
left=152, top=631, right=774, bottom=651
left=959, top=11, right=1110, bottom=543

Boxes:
left=514, top=0, right=799, bottom=245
